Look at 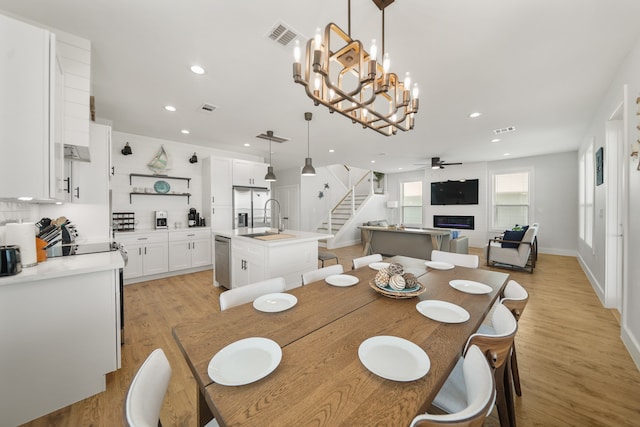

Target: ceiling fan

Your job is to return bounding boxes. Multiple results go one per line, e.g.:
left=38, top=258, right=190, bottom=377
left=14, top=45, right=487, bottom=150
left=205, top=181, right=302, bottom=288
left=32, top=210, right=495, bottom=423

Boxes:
left=415, top=157, right=463, bottom=169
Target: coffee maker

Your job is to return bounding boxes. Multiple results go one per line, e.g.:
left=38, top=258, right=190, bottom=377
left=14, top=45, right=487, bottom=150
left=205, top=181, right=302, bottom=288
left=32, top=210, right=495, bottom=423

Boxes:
left=155, top=211, right=168, bottom=229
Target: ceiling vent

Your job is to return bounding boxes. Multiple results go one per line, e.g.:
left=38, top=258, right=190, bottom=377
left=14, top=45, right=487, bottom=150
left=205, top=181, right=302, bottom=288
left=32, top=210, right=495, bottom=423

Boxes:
left=265, top=21, right=303, bottom=48
left=256, top=132, right=289, bottom=143
left=200, top=103, right=217, bottom=113
left=493, top=126, right=516, bottom=135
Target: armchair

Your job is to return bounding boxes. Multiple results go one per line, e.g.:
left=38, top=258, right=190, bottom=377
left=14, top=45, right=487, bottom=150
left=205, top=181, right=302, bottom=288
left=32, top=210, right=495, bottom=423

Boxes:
left=486, top=225, right=538, bottom=273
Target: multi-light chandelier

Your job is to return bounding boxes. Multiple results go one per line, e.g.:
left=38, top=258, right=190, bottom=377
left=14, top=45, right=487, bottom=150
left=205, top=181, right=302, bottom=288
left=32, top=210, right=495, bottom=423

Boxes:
left=292, top=0, right=419, bottom=136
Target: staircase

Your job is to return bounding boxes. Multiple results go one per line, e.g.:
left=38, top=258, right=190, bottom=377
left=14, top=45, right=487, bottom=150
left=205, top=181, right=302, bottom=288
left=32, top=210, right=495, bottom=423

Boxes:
left=316, top=193, right=368, bottom=234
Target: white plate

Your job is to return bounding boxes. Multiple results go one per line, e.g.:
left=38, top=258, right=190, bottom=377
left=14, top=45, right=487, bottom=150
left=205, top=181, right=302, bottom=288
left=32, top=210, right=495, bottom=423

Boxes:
left=253, top=293, right=298, bottom=313
left=425, top=261, right=455, bottom=270
left=416, top=300, right=470, bottom=323
left=369, top=262, right=391, bottom=270
left=325, top=274, right=359, bottom=287
left=449, top=279, right=493, bottom=295
left=208, top=337, right=282, bottom=386
left=358, top=336, right=430, bottom=382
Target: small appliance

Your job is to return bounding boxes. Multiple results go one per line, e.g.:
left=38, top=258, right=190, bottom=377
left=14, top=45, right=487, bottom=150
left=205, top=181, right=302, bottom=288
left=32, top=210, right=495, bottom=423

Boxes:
left=0, top=245, right=22, bottom=276
left=155, top=211, right=168, bottom=229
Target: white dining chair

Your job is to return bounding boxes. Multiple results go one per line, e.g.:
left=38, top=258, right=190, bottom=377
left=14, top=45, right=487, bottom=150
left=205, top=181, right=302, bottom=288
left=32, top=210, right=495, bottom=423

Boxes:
left=219, top=277, right=286, bottom=311
left=302, top=264, right=344, bottom=285
left=124, top=349, right=219, bottom=427
left=435, top=303, right=517, bottom=427
left=352, top=253, right=383, bottom=269
left=410, top=345, right=495, bottom=427
left=430, top=249, right=479, bottom=268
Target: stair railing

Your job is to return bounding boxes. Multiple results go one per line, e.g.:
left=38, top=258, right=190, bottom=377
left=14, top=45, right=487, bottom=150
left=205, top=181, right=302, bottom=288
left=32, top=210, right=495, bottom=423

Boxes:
left=327, top=171, right=371, bottom=234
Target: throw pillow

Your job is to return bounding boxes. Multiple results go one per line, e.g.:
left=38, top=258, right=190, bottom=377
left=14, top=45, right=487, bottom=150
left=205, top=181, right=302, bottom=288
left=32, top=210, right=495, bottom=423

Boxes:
left=502, top=230, right=526, bottom=248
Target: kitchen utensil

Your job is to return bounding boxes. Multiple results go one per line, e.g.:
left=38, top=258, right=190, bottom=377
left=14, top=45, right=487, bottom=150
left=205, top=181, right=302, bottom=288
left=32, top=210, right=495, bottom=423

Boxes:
left=0, top=245, right=22, bottom=276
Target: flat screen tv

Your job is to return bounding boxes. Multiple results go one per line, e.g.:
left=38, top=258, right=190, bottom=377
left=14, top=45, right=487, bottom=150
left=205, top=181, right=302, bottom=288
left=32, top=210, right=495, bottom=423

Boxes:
left=431, top=179, right=479, bottom=205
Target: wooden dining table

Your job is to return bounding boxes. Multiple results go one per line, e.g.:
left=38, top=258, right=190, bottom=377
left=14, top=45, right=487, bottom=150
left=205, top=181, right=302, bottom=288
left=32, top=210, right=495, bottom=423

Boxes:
left=172, top=258, right=510, bottom=427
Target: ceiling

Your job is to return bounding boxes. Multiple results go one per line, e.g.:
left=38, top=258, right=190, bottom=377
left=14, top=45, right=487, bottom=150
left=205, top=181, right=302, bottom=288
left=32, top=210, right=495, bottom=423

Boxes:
left=2, top=0, right=640, bottom=173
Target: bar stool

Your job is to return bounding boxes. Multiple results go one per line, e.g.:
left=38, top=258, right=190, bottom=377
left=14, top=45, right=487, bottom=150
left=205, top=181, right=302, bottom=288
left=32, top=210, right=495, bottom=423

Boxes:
left=318, top=251, right=338, bottom=267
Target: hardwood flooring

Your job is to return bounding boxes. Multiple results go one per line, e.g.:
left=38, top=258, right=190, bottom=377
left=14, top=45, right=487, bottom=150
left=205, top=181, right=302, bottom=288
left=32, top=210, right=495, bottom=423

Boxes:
left=21, top=246, right=640, bottom=426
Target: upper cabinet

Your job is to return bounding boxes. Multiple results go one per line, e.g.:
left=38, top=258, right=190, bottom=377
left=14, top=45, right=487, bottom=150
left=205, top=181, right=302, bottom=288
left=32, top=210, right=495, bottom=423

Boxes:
left=0, top=13, right=61, bottom=201
left=232, top=159, right=270, bottom=189
left=66, top=123, right=111, bottom=204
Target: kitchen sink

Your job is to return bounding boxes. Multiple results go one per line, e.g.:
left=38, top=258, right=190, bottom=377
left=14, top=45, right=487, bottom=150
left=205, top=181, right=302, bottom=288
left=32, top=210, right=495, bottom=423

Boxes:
left=241, top=232, right=280, bottom=238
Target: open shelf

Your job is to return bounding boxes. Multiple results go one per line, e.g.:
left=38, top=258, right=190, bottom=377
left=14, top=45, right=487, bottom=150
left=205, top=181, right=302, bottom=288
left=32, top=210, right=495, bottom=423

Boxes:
left=129, top=192, right=191, bottom=204
left=129, top=173, right=191, bottom=188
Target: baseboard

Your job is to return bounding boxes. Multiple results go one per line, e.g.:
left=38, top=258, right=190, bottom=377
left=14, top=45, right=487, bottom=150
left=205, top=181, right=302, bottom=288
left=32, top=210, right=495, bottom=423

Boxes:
left=577, top=254, right=605, bottom=305
left=622, top=324, right=640, bottom=372
left=327, top=239, right=361, bottom=250
left=124, top=265, right=213, bottom=285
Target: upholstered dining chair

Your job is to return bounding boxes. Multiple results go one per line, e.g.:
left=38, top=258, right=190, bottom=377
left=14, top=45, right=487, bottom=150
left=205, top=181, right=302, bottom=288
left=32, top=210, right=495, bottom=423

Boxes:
left=352, top=253, right=383, bottom=269
left=434, top=304, right=518, bottom=427
left=124, top=348, right=219, bottom=427
left=219, top=277, right=286, bottom=311
left=410, top=344, right=495, bottom=427
left=431, top=249, right=480, bottom=268
left=302, top=264, right=344, bottom=285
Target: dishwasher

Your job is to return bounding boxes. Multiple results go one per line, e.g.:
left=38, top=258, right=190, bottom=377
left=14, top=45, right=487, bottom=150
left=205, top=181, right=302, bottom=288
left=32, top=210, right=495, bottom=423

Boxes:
left=214, top=235, right=231, bottom=289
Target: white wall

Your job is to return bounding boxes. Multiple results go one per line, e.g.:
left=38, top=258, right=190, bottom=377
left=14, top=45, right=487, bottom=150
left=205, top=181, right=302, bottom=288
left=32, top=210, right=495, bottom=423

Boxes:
left=578, top=33, right=640, bottom=369
left=110, top=131, right=262, bottom=231
left=385, top=152, right=578, bottom=253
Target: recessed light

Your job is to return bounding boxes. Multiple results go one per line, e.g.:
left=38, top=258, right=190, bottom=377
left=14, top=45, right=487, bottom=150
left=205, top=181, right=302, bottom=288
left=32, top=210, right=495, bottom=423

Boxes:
left=190, top=65, right=205, bottom=75
left=398, top=167, right=403, bottom=170
left=164, top=105, right=176, bottom=112
left=370, top=160, right=376, bottom=163
left=17, top=196, right=33, bottom=201
left=244, top=143, right=251, bottom=147
left=181, top=129, right=190, bottom=135
left=469, top=112, right=482, bottom=118
left=504, top=153, right=511, bottom=156
left=491, top=138, right=501, bottom=143
left=329, top=149, right=335, bottom=153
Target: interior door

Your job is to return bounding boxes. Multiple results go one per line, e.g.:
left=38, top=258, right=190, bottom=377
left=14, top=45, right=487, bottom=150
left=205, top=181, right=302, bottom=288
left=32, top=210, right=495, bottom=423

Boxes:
left=275, top=185, right=300, bottom=231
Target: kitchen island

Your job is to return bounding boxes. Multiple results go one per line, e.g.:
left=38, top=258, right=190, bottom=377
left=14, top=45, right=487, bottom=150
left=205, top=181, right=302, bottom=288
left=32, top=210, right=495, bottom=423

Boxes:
left=212, top=227, right=333, bottom=289
left=0, top=251, right=124, bottom=427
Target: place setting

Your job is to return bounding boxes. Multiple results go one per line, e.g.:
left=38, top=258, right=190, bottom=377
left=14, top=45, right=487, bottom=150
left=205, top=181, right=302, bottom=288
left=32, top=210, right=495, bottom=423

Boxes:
left=416, top=300, right=470, bottom=323
left=358, top=335, right=431, bottom=382
left=424, top=260, right=455, bottom=270
left=325, top=274, right=360, bottom=287
left=449, top=279, right=493, bottom=294
left=253, top=293, right=298, bottom=313
left=208, top=337, right=282, bottom=386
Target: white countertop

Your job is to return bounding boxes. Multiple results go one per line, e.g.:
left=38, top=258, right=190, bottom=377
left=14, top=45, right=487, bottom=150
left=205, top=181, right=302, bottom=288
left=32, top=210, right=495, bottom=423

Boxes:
left=213, top=227, right=333, bottom=246
left=0, top=251, right=124, bottom=287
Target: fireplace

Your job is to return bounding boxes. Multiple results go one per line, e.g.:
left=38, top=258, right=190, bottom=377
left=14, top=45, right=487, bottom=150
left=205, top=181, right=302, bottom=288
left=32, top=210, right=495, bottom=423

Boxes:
left=433, top=215, right=474, bottom=230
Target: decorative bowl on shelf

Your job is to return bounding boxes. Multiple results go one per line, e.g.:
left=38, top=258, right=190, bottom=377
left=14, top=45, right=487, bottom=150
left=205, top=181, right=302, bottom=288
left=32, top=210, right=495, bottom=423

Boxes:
left=154, top=180, right=170, bottom=193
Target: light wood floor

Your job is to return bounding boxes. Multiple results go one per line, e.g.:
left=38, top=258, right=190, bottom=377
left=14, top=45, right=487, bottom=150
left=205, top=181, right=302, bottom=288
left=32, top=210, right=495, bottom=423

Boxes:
left=22, top=245, right=640, bottom=426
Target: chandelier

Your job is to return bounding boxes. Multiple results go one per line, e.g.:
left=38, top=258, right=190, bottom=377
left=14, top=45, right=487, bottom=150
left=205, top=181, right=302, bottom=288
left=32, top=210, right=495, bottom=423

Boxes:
left=292, top=0, right=419, bottom=136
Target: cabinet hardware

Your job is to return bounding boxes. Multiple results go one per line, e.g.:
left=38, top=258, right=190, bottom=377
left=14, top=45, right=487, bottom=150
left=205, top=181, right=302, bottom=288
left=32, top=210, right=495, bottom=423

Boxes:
left=74, top=187, right=80, bottom=198
left=138, top=248, right=142, bottom=255
left=144, top=247, right=147, bottom=255
left=111, top=166, right=115, bottom=175
left=64, top=177, right=71, bottom=193
left=138, top=237, right=148, bottom=240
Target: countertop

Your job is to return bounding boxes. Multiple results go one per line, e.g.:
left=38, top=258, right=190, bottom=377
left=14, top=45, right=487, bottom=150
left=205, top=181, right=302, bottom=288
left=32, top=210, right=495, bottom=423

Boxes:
left=212, top=227, right=333, bottom=246
left=0, top=251, right=125, bottom=286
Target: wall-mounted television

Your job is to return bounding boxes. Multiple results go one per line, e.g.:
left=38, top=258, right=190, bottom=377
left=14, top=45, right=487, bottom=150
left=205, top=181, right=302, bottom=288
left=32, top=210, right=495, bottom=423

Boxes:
left=430, top=179, right=479, bottom=205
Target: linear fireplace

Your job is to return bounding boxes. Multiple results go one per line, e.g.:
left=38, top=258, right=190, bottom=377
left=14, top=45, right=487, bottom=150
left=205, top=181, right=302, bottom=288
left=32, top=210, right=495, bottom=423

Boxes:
left=433, top=215, right=475, bottom=230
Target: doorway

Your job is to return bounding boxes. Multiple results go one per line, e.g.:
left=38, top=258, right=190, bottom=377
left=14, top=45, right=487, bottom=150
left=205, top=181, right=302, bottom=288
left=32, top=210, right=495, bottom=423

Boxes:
left=274, top=185, right=300, bottom=231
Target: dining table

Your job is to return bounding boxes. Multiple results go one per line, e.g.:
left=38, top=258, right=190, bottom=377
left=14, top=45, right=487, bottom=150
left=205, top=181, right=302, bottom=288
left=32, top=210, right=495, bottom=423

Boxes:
left=172, top=257, right=510, bottom=427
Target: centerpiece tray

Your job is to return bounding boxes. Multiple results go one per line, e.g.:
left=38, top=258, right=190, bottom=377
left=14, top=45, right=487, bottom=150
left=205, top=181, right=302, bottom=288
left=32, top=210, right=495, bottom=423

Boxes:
left=369, top=280, right=427, bottom=299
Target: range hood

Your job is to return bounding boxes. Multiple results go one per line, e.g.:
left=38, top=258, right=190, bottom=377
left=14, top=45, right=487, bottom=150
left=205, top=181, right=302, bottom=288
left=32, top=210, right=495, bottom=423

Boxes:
left=64, top=144, right=91, bottom=162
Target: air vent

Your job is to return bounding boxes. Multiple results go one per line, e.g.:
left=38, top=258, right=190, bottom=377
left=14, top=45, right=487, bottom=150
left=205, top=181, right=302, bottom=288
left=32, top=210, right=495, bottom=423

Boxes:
left=200, top=103, right=217, bottom=113
left=265, top=21, right=303, bottom=48
left=493, top=126, right=516, bottom=135
left=256, top=132, right=289, bottom=143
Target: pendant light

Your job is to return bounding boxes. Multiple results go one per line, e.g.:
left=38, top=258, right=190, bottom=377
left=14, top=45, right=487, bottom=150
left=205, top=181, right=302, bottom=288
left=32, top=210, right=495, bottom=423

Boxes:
left=264, top=130, right=277, bottom=182
left=301, top=112, right=316, bottom=176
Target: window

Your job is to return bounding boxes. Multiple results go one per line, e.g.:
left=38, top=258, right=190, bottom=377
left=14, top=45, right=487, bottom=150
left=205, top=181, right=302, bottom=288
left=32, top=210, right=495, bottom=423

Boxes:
left=492, top=171, right=530, bottom=229
left=579, top=144, right=594, bottom=247
left=402, top=181, right=422, bottom=225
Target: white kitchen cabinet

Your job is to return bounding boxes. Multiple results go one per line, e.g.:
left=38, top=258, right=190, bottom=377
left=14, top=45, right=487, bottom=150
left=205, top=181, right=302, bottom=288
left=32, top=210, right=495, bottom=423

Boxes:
left=0, top=13, right=62, bottom=201
left=232, top=238, right=266, bottom=287
left=202, top=157, right=233, bottom=231
left=118, top=232, right=168, bottom=280
left=169, top=228, right=212, bottom=271
left=65, top=123, right=110, bottom=204
left=232, top=159, right=270, bottom=188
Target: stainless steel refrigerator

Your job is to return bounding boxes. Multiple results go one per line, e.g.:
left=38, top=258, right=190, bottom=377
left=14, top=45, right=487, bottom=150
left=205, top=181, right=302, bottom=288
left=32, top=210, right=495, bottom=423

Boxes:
left=232, top=186, right=271, bottom=228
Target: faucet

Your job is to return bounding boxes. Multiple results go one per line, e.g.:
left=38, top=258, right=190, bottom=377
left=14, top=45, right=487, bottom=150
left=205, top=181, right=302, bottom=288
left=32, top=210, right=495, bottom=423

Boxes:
left=264, top=199, right=284, bottom=233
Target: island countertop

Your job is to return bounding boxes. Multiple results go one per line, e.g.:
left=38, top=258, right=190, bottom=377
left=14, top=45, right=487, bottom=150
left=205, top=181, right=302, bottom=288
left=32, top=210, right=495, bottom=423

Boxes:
left=212, top=227, right=333, bottom=246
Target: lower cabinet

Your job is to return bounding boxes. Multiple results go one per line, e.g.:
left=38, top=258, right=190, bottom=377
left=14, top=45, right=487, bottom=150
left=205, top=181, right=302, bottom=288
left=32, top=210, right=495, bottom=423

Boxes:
left=232, top=239, right=266, bottom=287
left=169, top=229, right=212, bottom=271
left=118, top=232, right=169, bottom=280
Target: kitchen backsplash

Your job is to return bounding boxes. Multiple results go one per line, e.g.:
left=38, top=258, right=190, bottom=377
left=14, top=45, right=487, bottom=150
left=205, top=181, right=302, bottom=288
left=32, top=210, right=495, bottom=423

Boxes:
left=0, top=202, right=38, bottom=224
